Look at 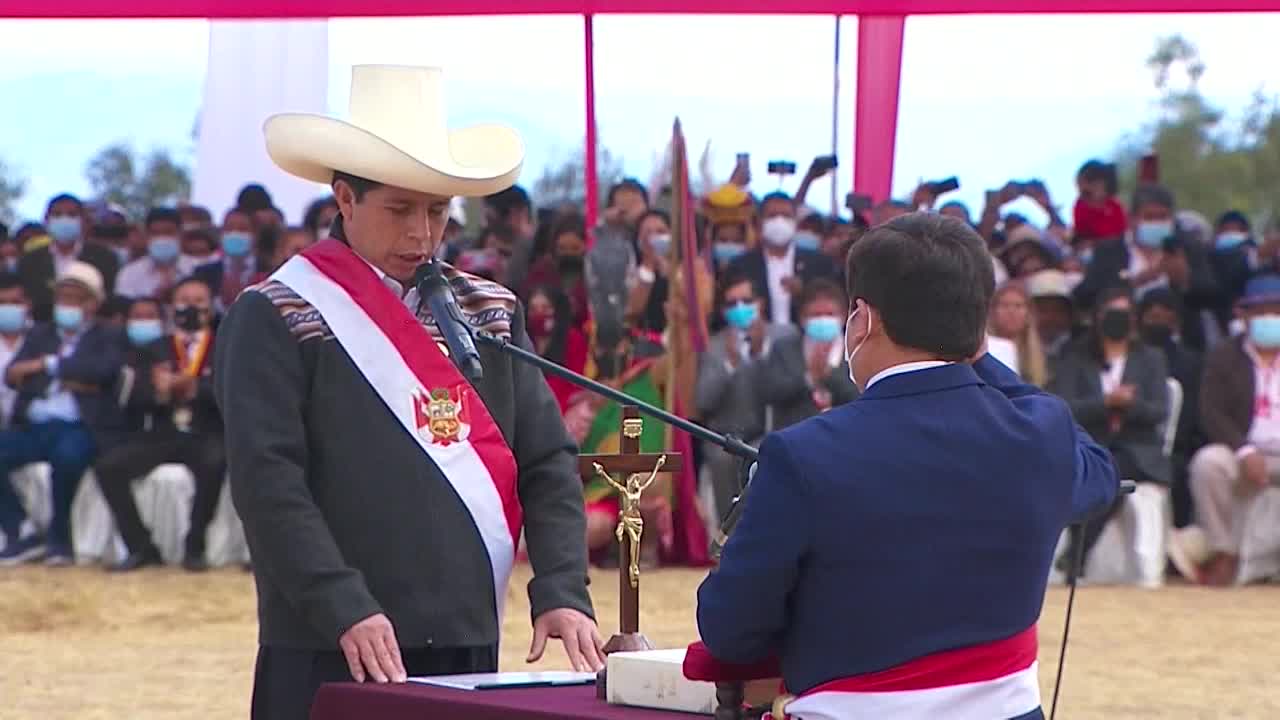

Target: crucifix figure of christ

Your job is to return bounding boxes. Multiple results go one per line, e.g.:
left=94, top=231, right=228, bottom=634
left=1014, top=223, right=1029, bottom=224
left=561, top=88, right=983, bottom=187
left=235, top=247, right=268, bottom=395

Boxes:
left=578, top=405, right=684, bottom=694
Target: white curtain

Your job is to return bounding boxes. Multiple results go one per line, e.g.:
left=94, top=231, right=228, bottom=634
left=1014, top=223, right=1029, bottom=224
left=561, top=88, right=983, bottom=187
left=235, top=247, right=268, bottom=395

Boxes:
left=192, top=20, right=330, bottom=225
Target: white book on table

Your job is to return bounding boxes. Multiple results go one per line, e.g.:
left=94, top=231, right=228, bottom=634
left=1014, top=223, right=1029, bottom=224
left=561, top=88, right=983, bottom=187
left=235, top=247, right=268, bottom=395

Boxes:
left=606, top=648, right=717, bottom=714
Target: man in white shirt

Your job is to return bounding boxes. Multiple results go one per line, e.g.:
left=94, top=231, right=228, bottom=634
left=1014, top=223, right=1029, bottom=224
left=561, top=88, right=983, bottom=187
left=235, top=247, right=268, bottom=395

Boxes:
left=116, top=207, right=184, bottom=299
left=724, top=192, right=838, bottom=326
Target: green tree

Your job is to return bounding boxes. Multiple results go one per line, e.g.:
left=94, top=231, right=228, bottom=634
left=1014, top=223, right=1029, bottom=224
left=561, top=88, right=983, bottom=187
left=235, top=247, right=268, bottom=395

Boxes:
left=85, top=143, right=192, bottom=221
left=0, top=157, right=26, bottom=227
left=1114, top=34, right=1280, bottom=224
left=532, top=140, right=626, bottom=216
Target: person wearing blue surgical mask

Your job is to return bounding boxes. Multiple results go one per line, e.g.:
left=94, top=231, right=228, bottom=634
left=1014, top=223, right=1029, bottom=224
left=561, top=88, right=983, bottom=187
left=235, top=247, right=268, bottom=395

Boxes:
left=190, top=208, right=258, bottom=310
left=627, top=209, right=674, bottom=336
left=760, top=279, right=860, bottom=431
left=20, top=193, right=121, bottom=325
left=0, top=276, right=31, bottom=428
left=115, top=207, right=184, bottom=299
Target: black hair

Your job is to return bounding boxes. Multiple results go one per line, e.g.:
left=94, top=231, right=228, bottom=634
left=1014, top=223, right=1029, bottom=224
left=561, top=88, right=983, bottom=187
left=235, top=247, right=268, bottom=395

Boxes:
left=236, top=184, right=274, bottom=214
left=172, top=274, right=214, bottom=300
left=1131, top=183, right=1176, bottom=213
left=718, top=268, right=756, bottom=304
left=799, top=213, right=828, bottom=235
left=1089, top=284, right=1136, bottom=363
left=1216, top=209, right=1251, bottom=232
left=331, top=171, right=382, bottom=203
left=45, top=193, right=82, bottom=216
left=759, top=191, right=796, bottom=213
left=800, top=278, right=847, bottom=313
left=180, top=205, right=212, bottom=224
left=845, top=213, right=993, bottom=361
left=607, top=178, right=648, bottom=207
left=1077, top=160, right=1119, bottom=196
left=127, top=295, right=164, bottom=316
left=549, top=213, right=586, bottom=256
left=1138, top=286, right=1182, bottom=318
left=304, top=196, right=339, bottom=234
left=485, top=185, right=532, bottom=218
left=145, top=207, right=181, bottom=229
left=638, top=208, right=671, bottom=229
left=181, top=227, right=218, bottom=252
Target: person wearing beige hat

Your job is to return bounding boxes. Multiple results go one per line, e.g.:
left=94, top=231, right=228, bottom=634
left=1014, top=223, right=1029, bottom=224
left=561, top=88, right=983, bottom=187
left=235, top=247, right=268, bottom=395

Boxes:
left=0, top=260, right=124, bottom=566
left=214, top=65, right=601, bottom=720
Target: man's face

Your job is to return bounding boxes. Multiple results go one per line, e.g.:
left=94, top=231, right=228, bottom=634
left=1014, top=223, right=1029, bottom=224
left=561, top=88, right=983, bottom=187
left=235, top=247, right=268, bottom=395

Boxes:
left=1218, top=219, right=1249, bottom=235
left=173, top=281, right=213, bottom=316
left=181, top=232, right=215, bottom=258
left=1140, top=304, right=1179, bottom=335
left=760, top=197, right=795, bottom=221
left=222, top=211, right=252, bottom=234
left=147, top=219, right=180, bottom=242
left=723, top=280, right=758, bottom=315
left=46, top=198, right=81, bottom=223
left=0, top=286, right=27, bottom=308
left=555, top=232, right=586, bottom=259
left=715, top=224, right=746, bottom=247
left=338, top=181, right=450, bottom=282
left=128, top=301, right=162, bottom=323
left=611, top=188, right=647, bottom=226
left=54, top=283, right=97, bottom=315
left=801, top=296, right=842, bottom=325
left=1134, top=202, right=1173, bottom=224
left=1033, top=296, right=1072, bottom=340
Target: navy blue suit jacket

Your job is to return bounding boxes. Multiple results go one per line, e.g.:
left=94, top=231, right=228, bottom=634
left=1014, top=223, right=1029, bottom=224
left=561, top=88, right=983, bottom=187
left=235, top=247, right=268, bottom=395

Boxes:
left=7, top=322, right=125, bottom=429
left=696, top=355, right=1119, bottom=694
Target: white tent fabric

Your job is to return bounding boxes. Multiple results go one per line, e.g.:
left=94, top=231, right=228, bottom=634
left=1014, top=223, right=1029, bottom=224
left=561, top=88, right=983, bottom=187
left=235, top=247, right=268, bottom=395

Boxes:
left=192, top=20, right=331, bottom=224
left=9, top=464, right=249, bottom=567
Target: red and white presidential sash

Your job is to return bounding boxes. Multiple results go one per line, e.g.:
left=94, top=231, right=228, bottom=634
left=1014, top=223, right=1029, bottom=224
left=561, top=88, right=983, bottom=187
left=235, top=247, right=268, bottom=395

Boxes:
left=271, top=239, right=522, bottom=630
left=783, top=625, right=1041, bottom=720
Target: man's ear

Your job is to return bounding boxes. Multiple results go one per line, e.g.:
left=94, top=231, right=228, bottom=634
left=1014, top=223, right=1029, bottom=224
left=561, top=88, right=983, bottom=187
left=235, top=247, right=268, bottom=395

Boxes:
left=333, top=180, right=355, bottom=218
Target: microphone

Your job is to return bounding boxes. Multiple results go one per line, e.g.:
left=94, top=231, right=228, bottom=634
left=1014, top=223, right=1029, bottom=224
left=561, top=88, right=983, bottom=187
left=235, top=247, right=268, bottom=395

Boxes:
left=415, top=260, right=484, bottom=383
left=710, top=460, right=758, bottom=560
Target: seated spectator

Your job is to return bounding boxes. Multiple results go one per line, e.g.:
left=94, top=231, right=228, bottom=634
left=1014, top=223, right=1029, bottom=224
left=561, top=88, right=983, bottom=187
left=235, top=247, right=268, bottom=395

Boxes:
left=1180, top=274, right=1280, bottom=585
left=625, top=209, right=672, bottom=338
left=96, top=280, right=224, bottom=572
left=997, top=225, right=1058, bottom=279
left=1206, top=209, right=1263, bottom=333
left=1139, top=288, right=1206, bottom=528
left=760, top=279, right=859, bottom=431
left=726, top=191, right=838, bottom=326
left=1049, top=285, right=1169, bottom=577
left=695, top=273, right=789, bottom=520
left=525, top=285, right=588, bottom=412
left=987, top=282, right=1049, bottom=386
left=18, top=193, right=120, bottom=322
left=0, top=275, right=32, bottom=428
left=0, top=262, right=122, bottom=565
left=116, top=207, right=184, bottom=300
left=178, top=226, right=219, bottom=276
left=192, top=208, right=257, bottom=309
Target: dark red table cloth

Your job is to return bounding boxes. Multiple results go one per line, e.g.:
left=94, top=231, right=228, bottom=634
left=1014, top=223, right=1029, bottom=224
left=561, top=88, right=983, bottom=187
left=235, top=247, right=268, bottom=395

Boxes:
left=310, top=682, right=706, bottom=719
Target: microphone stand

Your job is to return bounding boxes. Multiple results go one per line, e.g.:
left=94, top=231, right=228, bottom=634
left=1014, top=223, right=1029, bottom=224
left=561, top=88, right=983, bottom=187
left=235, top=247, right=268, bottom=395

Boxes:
left=474, top=331, right=758, bottom=463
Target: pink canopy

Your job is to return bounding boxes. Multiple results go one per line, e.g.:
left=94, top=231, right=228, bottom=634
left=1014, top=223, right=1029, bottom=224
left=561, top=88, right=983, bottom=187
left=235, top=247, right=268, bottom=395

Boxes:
left=8, top=0, right=1277, bottom=222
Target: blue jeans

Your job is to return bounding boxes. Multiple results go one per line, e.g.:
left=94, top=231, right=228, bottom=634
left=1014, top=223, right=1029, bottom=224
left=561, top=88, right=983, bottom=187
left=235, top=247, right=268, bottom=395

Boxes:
left=0, top=421, right=96, bottom=548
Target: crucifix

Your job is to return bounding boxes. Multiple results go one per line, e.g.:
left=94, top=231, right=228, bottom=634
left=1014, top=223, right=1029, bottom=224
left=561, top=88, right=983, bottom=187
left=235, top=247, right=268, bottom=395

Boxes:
left=578, top=405, right=683, bottom=695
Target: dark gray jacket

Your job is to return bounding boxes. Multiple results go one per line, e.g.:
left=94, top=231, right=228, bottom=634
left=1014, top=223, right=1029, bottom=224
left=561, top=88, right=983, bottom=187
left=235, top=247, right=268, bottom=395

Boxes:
left=214, top=275, right=593, bottom=651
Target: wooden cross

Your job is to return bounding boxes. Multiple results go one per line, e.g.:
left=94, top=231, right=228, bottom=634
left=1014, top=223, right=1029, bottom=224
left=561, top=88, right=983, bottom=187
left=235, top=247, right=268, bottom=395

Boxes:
left=579, top=405, right=684, bottom=693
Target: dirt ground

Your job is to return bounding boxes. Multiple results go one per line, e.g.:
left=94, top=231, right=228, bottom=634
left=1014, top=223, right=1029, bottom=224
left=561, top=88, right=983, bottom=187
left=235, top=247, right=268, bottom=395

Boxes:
left=1, top=564, right=1276, bottom=719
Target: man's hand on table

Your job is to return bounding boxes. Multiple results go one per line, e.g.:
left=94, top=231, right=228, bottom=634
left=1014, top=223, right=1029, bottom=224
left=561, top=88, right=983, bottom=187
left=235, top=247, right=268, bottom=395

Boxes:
left=527, top=607, right=605, bottom=672
left=340, top=613, right=407, bottom=683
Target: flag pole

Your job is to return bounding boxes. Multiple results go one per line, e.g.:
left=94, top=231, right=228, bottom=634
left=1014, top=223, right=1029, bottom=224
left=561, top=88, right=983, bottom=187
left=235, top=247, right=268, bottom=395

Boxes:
left=830, top=15, right=842, bottom=217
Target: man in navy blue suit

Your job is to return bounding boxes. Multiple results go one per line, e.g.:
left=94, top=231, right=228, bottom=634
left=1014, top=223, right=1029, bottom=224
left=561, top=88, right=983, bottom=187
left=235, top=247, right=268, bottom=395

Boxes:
left=697, top=213, right=1118, bottom=720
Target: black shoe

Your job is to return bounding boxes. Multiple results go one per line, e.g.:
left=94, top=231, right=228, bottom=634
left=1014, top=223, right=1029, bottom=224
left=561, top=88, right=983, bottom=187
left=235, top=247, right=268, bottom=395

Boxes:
left=182, top=554, right=210, bottom=573
left=109, top=546, right=163, bottom=572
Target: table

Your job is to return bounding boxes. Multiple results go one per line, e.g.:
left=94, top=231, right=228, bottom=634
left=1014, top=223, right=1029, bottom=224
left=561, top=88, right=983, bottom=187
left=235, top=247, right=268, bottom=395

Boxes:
left=310, top=682, right=705, bottom=719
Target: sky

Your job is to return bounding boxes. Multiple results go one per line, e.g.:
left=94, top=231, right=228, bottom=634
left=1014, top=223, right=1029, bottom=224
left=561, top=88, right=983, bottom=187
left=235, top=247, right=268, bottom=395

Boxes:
left=1, top=12, right=1278, bottom=225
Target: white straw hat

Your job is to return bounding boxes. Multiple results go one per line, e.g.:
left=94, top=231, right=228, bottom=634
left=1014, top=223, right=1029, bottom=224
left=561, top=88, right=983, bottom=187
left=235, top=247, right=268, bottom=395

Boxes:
left=264, top=65, right=524, bottom=198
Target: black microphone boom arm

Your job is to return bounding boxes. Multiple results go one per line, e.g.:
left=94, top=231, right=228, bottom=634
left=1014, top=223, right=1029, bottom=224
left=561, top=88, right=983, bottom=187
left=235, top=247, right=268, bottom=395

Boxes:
left=473, top=330, right=758, bottom=462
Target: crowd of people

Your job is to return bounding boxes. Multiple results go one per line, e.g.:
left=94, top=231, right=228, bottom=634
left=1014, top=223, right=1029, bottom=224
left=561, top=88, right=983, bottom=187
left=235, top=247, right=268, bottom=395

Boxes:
left=0, top=154, right=1277, bottom=588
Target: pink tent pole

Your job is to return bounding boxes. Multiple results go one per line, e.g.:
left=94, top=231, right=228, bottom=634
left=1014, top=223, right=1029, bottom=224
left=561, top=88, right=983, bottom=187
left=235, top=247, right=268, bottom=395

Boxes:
left=853, top=14, right=906, bottom=205
left=584, top=13, right=599, bottom=245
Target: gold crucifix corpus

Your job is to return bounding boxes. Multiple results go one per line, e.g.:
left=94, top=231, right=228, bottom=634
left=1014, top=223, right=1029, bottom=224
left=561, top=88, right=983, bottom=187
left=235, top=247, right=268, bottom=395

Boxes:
left=593, top=454, right=667, bottom=589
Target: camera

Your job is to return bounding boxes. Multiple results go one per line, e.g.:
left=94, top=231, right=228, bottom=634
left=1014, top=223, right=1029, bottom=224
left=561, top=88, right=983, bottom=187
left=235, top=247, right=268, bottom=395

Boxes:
left=812, top=155, right=838, bottom=174
left=924, top=177, right=960, bottom=196
left=845, top=192, right=873, bottom=213
left=767, top=160, right=798, bottom=176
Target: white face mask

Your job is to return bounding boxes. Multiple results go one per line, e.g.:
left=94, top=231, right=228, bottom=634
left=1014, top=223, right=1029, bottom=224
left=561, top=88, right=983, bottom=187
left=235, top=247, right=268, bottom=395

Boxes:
left=761, top=216, right=798, bottom=248
left=845, top=307, right=872, bottom=389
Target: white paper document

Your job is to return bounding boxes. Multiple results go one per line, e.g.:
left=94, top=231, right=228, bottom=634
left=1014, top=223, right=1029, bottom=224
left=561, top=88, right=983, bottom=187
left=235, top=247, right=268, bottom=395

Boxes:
left=408, top=671, right=597, bottom=691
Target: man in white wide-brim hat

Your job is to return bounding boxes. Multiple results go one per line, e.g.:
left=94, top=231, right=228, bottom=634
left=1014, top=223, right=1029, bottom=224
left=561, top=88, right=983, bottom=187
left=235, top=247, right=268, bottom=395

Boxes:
left=214, top=65, right=602, bottom=720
